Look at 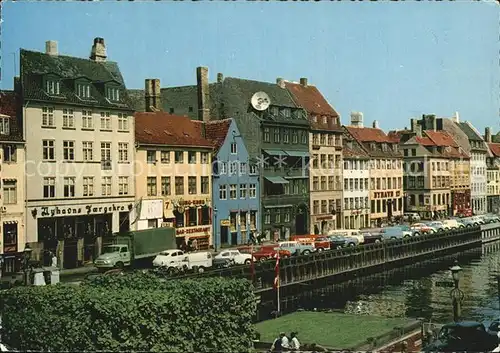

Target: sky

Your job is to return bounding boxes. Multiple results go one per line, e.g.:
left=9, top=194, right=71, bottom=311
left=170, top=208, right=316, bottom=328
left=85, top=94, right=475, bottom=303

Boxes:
left=1, top=2, right=499, bottom=132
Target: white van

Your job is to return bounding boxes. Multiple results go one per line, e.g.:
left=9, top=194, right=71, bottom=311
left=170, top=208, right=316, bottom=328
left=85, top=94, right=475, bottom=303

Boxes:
left=184, top=252, right=213, bottom=272
left=327, top=229, right=365, bottom=244
left=442, top=219, right=464, bottom=230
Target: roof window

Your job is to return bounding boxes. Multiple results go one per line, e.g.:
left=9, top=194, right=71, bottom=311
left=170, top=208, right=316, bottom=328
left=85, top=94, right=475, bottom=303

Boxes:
left=0, top=116, right=10, bottom=135
left=106, top=87, right=120, bottom=102
left=45, top=80, right=60, bottom=95
left=77, top=83, right=91, bottom=98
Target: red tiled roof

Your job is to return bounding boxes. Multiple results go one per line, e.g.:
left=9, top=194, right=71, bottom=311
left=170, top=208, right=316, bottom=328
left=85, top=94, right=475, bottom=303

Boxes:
left=424, top=130, right=459, bottom=148
left=285, top=82, right=342, bottom=132
left=488, top=143, right=500, bottom=158
left=0, top=91, right=17, bottom=117
left=415, top=136, right=434, bottom=146
left=202, top=119, right=232, bottom=153
left=134, top=112, right=213, bottom=148
left=387, top=129, right=411, bottom=143
left=345, top=126, right=392, bottom=143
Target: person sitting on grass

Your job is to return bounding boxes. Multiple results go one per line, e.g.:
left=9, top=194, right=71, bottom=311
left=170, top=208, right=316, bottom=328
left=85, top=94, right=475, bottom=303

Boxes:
left=271, top=332, right=290, bottom=352
left=290, top=332, right=300, bottom=351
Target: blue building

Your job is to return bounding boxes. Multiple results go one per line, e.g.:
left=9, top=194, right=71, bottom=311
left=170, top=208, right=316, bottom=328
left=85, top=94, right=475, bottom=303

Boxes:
left=205, top=119, right=260, bottom=248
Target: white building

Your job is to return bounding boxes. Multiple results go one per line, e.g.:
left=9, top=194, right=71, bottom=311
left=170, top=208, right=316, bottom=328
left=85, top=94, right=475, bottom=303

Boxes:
left=342, top=129, right=371, bottom=229
left=21, top=38, right=136, bottom=269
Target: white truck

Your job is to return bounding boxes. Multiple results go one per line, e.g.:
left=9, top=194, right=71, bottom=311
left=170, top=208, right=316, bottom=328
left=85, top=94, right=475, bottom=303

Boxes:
left=153, top=250, right=213, bottom=273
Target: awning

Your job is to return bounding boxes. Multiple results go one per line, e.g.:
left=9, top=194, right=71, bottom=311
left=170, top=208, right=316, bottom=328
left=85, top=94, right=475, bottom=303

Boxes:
left=284, top=150, right=310, bottom=158
left=264, top=176, right=289, bottom=184
left=264, top=204, right=293, bottom=209
left=263, top=149, right=286, bottom=156
left=3, top=220, right=17, bottom=225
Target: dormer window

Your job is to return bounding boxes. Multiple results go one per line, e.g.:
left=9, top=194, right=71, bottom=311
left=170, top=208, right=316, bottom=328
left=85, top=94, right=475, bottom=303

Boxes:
left=106, top=87, right=120, bottom=101
left=77, top=83, right=91, bottom=98
left=0, top=116, right=10, bottom=135
left=370, top=143, right=376, bottom=150
left=45, top=80, right=60, bottom=95
left=283, top=108, right=291, bottom=118
left=312, top=116, right=318, bottom=123
left=322, top=116, right=327, bottom=124
left=271, top=106, right=279, bottom=116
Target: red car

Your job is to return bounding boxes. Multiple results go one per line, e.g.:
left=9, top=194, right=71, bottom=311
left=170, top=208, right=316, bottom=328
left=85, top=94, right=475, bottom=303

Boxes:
left=252, top=246, right=291, bottom=262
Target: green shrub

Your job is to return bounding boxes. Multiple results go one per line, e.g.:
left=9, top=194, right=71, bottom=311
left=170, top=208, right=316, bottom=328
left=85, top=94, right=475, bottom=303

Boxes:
left=1, top=276, right=256, bottom=352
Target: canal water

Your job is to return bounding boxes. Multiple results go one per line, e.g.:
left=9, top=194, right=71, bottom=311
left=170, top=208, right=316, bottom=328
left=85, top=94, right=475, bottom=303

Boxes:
left=259, top=241, right=500, bottom=323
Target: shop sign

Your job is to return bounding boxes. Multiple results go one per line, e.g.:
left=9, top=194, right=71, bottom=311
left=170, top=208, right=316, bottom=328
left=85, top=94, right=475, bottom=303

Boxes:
left=140, top=199, right=163, bottom=220
left=220, top=219, right=230, bottom=226
left=176, top=226, right=210, bottom=236
left=373, top=190, right=401, bottom=199
left=32, top=204, right=129, bottom=218
left=315, top=215, right=333, bottom=221
left=166, top=198, right=210, bottom=213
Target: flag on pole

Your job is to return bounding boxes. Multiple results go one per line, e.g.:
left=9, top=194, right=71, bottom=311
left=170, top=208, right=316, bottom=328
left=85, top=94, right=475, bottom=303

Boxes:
left=250, top=244, right=255, bottom=281
left=130, top=197, right=143, bottom=225
left=273, top=251, right=280, bottom=289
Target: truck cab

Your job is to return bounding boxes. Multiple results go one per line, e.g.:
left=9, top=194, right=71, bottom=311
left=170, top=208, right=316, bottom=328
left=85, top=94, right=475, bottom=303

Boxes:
left=94, top=244, right=131, bottom=269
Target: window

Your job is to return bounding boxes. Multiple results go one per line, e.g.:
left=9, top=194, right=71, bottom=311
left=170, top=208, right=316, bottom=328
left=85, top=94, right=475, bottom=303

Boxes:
left=263, top=128, right=270, bottom=142
left=175, top=151, right=184, bottom=163
left=161, top=177, right=171, bottom=196
left=63, top=177, right=75, bottom=197
left=3, top=180, right=16, bottom=204
left=201, top=152, right=209, bottom=164
left=118, top=176, right=129, bottom=195
left=264, top=210, right=271, bottom=224
left=274, top=128, right=280, bottom=143
left=201, top=176, right=209, bottom=194
left=117, top=113, right=128, bottom=131
left=283, top=108, right=291, bottom=118
left=42, top=107, right=55, bottom=127
left=219, top=185, right=227, bottom=200
left=3, top=145, right=16, bottom=163
left=230, top=184, right=237, bottom=199
left=283, top=130, right=290, bottom=143
left=147, top=150, right=156, bottom=164
left=62, top=109, right=74, bottom=128
left=249, top=164, right=257, bottom=174
left=62, top=141, right=75, bottom=161
left=188, top=176, right=197, bottom=194
left=188, top=151, right=197, bottom=164
left=230, top=143, right=237, bottom=154
left=77, top=83, right=90, bottom=98
left=102, top=176, right=112, bottom=196
left=292, top=130, right=298, bottom=144
left=240, top=184, right=247, bottom=199
left=147, top=177, right=157, bottom=196
left=249, top=184, right=257, bottom=198
left=284, top=209, right=290, bottom=222
left=229, top=162, right=237, bottom=176
left=240, top=163, right=247, bottom=175
left=275, top=210, right=281, bottom=223
left=45, top=80, right=60, bottom=95
left=100, top=112, right=111, bottom=130
left=160, top=151, right=170, bottom=163
left=82, top=110, right=93, bottom=129
left=240, top=212, right=247, bottom=231
left=83, top=177, right=94, bottom=197
left=0, top=117, right=10, bottom=135
left=301, top=131, right=307, bottom=144
left=43, top=177, right=55, bottom=198
left=101, top=142, right=111, bottom=162
left=175, top=176, right=184, bottom=195
left=42, top=140, right=55, bottom=160
left=106, top=87, right=120, bottom=101
left=118, top=143, right=128, bottom=162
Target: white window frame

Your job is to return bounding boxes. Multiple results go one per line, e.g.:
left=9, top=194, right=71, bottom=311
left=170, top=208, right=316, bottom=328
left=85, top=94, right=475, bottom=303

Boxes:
left=42, top=140, right=55, bottom=161
left=102, top=176, right=112, bottom=196
left=83, top=177, right=94, bottom=197
left=63, top=141, right=75, bottom=161
left=219, top=185, right=227, bottom=200
left=77, top=84, right=91, bottom=98
left=118, top=176, right=129, bottom=195
left=63, top=177, right=76, bottom=197
left=43, top=177, right=55, bottom=198
left=0, top=117, right=10, bottom=135
left=107, top=87, right=120, bottom=101
left=117, top=113, right=128, bottom=131
left=100, top=112, right=111, bottom=130
left=62, top=108, right=74, bottom=128
left=230, top=142, right=237, bottom=154
left=118, top=142, right=128, bottom=162
left=240, top=184, right=247, bottom=199
left=82, top=141, right=93, bottom=161
left=3, top=180, right=17, bottom=204
left=82, top=110, right=93, bottom=129
left=249, top=184, right=257, bottom=198
left=101, top=142, right=111, bottom=162
left=42, top=107, right=55, bottom=127
left=45, top=80, right=60, bottom=95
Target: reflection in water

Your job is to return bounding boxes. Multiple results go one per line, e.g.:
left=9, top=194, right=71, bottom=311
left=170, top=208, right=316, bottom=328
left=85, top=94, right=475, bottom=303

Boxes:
left=260, top=243, right=500, bottom=323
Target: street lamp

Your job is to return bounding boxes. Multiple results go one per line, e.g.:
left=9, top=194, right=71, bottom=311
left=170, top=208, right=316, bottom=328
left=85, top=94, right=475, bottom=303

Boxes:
left=213, top=206, right=218, bottom=252
left=449, top=260, right=464, bottom=322
left=22, top=244, right=32, bottom=286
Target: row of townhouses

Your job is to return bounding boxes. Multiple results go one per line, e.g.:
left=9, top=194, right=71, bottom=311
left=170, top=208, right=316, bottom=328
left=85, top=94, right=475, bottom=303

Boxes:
left=0, top=38, right=497, bottom=271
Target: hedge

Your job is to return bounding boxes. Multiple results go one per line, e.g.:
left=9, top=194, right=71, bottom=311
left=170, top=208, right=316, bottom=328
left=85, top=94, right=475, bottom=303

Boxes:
left=1, top=275, right=256, bottom=352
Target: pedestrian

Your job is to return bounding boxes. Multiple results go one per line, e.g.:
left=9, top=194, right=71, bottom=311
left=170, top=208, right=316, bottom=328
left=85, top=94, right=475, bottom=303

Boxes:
left=192, top=238, right=198, bottom=252
left=281, top=332, right=290, bottom=350
left=187, top=238, right=193, bottom=253
left=290, top=332, right=300, bottom=351
left=270, top=332, right=285, bottom=352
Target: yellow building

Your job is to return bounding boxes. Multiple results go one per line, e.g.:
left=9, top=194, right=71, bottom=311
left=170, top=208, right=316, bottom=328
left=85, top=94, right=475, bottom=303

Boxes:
left=134, top=111, right=213, bottom=249
left=345, top=115, right=403, bottom=227
left=0, top=92, right=26, bottom=275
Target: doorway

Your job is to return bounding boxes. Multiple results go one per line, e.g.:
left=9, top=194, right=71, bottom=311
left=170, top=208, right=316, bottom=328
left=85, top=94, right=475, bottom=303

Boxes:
left=231, top=232, right=238, bottom=245
left=387, top=199, right=393, bottom=219
left=220, top=226, right=229, bottom=245
left=63, top=238, right=78, bottom=269
left=295, top=204, right=307, bottom=235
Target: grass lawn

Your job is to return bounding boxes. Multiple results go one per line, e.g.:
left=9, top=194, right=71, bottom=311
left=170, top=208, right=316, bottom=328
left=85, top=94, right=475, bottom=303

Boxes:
left=255, top=311, right=413, bottom=349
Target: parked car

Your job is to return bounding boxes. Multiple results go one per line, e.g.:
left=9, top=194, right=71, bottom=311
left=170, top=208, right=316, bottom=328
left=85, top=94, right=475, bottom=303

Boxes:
left=277, top=241, right=316, bottom=256
left=153, top=250, right=213, bottom=273
left=470, top=216, right=486, bottom=225
left=460, top=217, right=482, bottom=227
left=423, top=321, right=497, bottom=352
left=379, top=226, right=412, bottom=240
left=403, top=212, right=421, bottom=222
left=481, top=214, right=500, bottom=224
left=328, top=235, right=350, bottom=249
left=360, top=232, right=383, bottom=244
left=410, top=222, right=437, bottom=236
left=327, top=230, right=365, bottom=244
left=252, top=246, right=291, bottom=262
left=312, top=236, right=332, bottom=252
left=153, top=249, right=187, bottom=267
left=213, top=249, right=254, bottom=266
left=442, top=219, right=465, bottom=229
left=425, top=221, right=445, bottom=232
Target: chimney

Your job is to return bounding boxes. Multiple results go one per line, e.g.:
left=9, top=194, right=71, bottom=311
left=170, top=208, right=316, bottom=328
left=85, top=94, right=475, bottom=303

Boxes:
left=372, top=120, right=379, bottom=129
left=217, top=73, right=224, bottom=83
left=452, top=111, right=460, bottom=123
left=90, top=37, right=107, bottom=62
left=45, top=40, right=58, bottom=56
left=485, top=127, right=492, bottom=143
left=145, top=79, right=161, bottom=112
left=423, top=114, right=437, bottom=131
left=300, top=78, right=308, bottom=87
left=276, top=77, right=285, bottom=89
left=350, top=111, right=364, bottom=128
left=13, top=77, right=20, bottom=94
left=197, top=66, right=210, bottom=122
left=410, top=118, right=417, bottom=132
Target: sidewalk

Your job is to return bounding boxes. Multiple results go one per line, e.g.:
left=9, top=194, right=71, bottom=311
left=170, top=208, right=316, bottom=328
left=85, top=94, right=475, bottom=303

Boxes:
left=60, top=264, right=98, bottom=277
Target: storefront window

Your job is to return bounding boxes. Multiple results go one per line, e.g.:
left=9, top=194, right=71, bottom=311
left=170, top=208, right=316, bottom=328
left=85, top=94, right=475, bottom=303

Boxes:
left=230, top=212, right=237, bottom=232
left=3, top=223, right=18, bottom=253
left=187, top=207, right=197, bottom=226
left=250, top=211, right=257, bottom=230
left=201, top=206, right=211, bottom=225
left=174, top=210, right=184, bottom=228
left=240, top=212, right=247, bottom=231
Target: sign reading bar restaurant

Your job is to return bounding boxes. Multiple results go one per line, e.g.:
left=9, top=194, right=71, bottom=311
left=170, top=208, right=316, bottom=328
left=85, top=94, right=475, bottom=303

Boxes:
left=373, top=190, right=401, bottom=199
left=176, top=226, right=210, bottom=236
left=33, top=204, right=129, bottom=218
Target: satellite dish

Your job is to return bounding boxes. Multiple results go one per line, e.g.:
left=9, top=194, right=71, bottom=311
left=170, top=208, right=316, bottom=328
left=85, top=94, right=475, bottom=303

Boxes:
left=251, top=91, right=271, bottom=111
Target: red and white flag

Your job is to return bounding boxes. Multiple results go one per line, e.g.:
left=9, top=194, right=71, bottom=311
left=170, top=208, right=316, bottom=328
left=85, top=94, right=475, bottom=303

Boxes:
left=273, top=251, right=280, bottom=289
